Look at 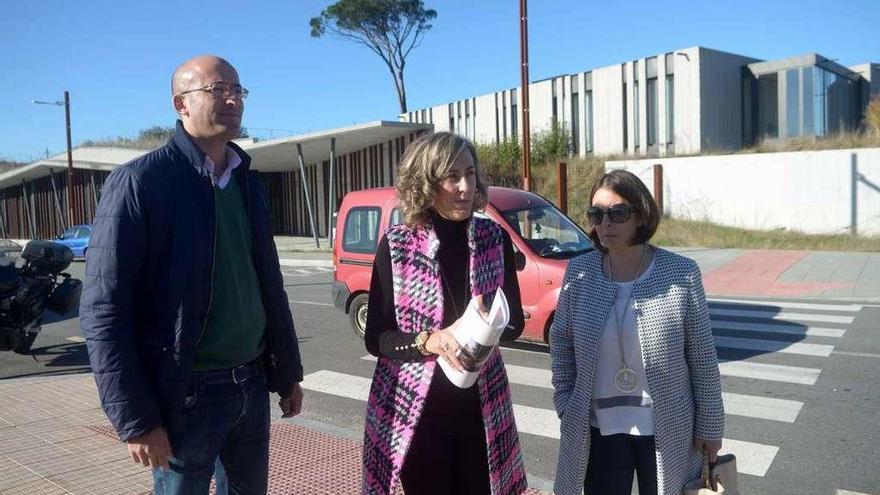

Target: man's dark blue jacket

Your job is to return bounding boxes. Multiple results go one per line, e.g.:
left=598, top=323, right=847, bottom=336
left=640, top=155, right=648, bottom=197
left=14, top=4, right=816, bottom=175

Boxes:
left=80, top=122, right=303, bottom=442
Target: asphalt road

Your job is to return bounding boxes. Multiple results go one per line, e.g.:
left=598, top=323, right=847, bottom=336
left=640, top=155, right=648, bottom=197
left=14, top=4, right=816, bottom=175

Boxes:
left=2, top=265, right=878, bottom=494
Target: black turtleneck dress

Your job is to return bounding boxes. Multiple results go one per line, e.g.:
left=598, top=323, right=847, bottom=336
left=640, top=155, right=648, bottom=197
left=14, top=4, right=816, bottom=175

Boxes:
left=364, top=214, right=524, bottom=495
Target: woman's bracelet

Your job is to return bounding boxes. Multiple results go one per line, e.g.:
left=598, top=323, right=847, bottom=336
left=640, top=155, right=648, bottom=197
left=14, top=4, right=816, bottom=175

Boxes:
left=413, top=330, right=431, bottom=356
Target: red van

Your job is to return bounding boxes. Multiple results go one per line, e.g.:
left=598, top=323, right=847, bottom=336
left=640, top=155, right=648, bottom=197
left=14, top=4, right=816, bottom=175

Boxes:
left=331, top=187, right=592, bottom=344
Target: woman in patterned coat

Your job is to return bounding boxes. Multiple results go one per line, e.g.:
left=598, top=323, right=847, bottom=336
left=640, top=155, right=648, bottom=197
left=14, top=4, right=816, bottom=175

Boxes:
left=550, top=169, right=724, bottom=495
left=361, top=132, right=528, bottom=495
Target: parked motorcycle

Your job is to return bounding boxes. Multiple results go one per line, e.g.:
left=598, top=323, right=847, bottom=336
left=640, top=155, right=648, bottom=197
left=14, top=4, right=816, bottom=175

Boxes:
left=0, top=240, right=82, bottom=354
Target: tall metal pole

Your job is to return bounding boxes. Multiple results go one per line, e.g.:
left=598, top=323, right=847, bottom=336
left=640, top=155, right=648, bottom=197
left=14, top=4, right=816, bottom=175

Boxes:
left=519, top=0, right=532, bottom=192
left=296, top=143, right=320, bottom=249
left=328, top=137, right=336, bottom=244
left=64, top=91, right=74, bottom=227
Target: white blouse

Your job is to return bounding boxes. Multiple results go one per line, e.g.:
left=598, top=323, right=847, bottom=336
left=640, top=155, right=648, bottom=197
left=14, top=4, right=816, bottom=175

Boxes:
left=590, top=255, right=656, bottom=436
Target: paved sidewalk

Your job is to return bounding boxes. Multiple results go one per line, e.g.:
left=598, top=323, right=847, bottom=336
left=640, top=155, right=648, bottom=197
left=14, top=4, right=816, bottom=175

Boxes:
left=0, top=374, right=550, bottom=495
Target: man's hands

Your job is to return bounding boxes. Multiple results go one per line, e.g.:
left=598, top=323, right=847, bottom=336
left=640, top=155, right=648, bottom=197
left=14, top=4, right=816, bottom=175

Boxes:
left=127, top=426, right=172, bottom=469
left=279, top=382, right=303, bottom=418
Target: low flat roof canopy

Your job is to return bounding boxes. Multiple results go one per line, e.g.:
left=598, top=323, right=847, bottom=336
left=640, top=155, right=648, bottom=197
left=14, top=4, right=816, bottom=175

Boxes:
left=247, top=120, right=431, bottom=172
left=0, top=120, right=432, bottom=188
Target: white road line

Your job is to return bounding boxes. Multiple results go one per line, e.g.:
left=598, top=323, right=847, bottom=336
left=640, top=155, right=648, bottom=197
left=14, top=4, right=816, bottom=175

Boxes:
left=835, top=490, right=874, bottom=495
left=66, top=336, right=85, bottom=343
left=833, top=350, right=880, bottom=359
left=712, top=320, right=846, bottom=338
left=710, top=308, right=854, bottom=325
left=720, top=439, right=779, bottom=477
left=719, top=360, right=821, bottom=385
left=302, top=370, right=780, bottom=477
left=721, top=392, right=802, bottom=423
left=288, top=300, right=334, bottom=307
left=363, top=356, right=805, bottom=422
left=709, top=298, right=862, bottom=312
left=713, top=336, right=834, bottom=357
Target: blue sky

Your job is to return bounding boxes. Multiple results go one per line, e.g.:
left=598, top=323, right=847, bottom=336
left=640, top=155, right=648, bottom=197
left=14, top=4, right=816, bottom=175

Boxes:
left=1, top=0, right=878, bottom=162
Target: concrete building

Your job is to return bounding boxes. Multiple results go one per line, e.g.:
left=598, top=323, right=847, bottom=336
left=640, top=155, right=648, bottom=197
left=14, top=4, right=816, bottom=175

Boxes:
left=402, top=46, right=878, bottom=156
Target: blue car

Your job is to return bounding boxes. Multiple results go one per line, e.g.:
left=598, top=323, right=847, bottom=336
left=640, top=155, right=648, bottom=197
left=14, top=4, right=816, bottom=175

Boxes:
left=53, top=225, right=91, bottom=258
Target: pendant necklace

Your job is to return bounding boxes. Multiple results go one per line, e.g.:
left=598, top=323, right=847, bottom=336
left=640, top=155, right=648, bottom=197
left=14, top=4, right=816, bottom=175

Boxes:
left=607, top=245, right=649, bottom=393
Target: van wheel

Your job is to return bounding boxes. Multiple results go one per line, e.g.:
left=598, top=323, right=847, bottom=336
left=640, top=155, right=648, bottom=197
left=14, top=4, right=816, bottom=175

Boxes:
left=349, top=293, right=369, bottom=338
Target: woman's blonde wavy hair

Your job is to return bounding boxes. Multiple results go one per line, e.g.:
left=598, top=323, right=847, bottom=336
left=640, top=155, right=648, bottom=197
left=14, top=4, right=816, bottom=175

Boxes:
left=396, top=132, right=488, bottom=226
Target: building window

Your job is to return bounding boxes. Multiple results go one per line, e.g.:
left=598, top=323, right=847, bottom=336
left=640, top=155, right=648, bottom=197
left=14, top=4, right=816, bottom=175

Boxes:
left=552, top=80, right=558, bottom=122
left=802, top=67, right=814, bottom=136
left=464, top=100, right=470, bottom=139
left=666, top=68, right=675, bottom=147
left=511, top=88, right=518, bottom=140
left=448, top=103, right=455, bottom=132
left=502, top=91, right=508, bottom=140
left=757, top=73, right=779, bottom=139
left=585, top=90, right=594, bottom=153
left=634, top=81, right=640, bottom=150
left=786, top=69, right=800, bottom=138
left=495, top=94, right=500, bottom=144
left=647, top=78, right=658, bottom=148
left=623, top=82, right=628, bottom=150
left=571, top=75, right=579, bottom=155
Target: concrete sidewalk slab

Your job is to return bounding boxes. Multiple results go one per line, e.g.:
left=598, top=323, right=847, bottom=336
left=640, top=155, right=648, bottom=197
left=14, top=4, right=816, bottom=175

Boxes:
left=0, top=374, right=550, bottom=495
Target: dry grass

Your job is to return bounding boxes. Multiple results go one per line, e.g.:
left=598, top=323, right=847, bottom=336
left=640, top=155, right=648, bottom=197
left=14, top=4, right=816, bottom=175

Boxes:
left=654, top=217, right=880, bottom=252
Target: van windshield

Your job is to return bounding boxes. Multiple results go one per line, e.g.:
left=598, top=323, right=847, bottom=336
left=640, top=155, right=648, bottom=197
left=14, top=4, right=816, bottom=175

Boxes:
left=500, top=205, right=593, bottom=259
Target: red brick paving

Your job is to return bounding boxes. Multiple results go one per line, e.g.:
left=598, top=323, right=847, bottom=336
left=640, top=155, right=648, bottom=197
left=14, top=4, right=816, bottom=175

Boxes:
left=1, top=375, right=550, bottom=494
left=702, top=250, right=853, bottom=297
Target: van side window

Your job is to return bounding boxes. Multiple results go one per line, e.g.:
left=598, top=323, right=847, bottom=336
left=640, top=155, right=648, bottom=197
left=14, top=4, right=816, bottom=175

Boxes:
left=389, top=208, right=402, bottom=226
left=343, top=207, right=381, bottom=254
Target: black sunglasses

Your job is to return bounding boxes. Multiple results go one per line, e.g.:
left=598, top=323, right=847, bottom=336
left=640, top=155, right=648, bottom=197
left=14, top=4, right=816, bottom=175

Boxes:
left=587, top=204, right=637, bottom=226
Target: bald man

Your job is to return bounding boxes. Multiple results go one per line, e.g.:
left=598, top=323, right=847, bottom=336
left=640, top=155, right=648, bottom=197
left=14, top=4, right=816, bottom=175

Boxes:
left=81, top=55, right=304, bottom=494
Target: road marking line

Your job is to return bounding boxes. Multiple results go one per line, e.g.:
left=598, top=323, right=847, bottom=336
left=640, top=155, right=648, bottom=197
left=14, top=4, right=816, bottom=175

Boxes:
left=302, top=369, right=780, bottom=477
left=720, top=439, right=779, bottom=477
left=719, top=360, right=821, bottom=385
left=835, top=490, right=874, bottom=495
left=713, top=336, right=834, bottom=357
left=833, top=350, right=880, bottom=359
left=709, top=298, right=862, bottom=312
left=712, top=320, right=846, bottom=338
left=362, top=356, right=804, bottom=422
left=66, top=336, right=85, bottom=343
left=288, top=300, right=334, bottom=307
left=710, top=308, right=854, bottom=324
left=721, top=392, right=802, bottom=423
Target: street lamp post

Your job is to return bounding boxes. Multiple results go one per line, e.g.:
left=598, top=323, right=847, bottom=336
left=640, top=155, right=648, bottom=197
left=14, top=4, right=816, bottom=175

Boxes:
left=32, top=91, right=75, bottom=228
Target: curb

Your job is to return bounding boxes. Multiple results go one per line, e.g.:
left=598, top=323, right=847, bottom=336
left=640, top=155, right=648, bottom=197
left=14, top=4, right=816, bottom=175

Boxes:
left=279, top=258, right=333, bottom=268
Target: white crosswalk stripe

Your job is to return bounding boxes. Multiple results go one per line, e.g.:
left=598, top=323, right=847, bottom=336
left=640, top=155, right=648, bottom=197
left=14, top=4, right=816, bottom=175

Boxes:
left=711, top=319, right=846, bottom=338
left=713, top=335, right=834, bottom=357
left=709, top=307, right=854, bottom=324
left=709, top=298, right=862, bottom=313
left=309, top=297, right=859, bottom=482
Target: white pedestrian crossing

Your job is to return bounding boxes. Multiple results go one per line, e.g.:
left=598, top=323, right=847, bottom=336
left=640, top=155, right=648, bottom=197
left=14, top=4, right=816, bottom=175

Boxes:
left=709, top=307, right=855, bottom=324
left=361, top=356, right=807, bottom=422
left=305, top=296, right=859, bottom=483
left=300, top=369, right=780, bottom=477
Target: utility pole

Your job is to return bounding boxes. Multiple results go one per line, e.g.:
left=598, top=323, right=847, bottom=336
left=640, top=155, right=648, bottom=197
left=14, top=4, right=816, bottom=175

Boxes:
left=519, top=0, right=532, bottom=191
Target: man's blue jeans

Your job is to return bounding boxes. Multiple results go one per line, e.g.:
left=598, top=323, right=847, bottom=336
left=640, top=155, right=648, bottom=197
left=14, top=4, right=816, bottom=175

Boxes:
left=153, top=362, right=270, bottom=495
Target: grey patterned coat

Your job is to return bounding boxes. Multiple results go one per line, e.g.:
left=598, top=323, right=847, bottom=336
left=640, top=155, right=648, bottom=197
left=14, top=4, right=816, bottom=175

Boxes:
left=550, top=247, right=724, bottom=495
